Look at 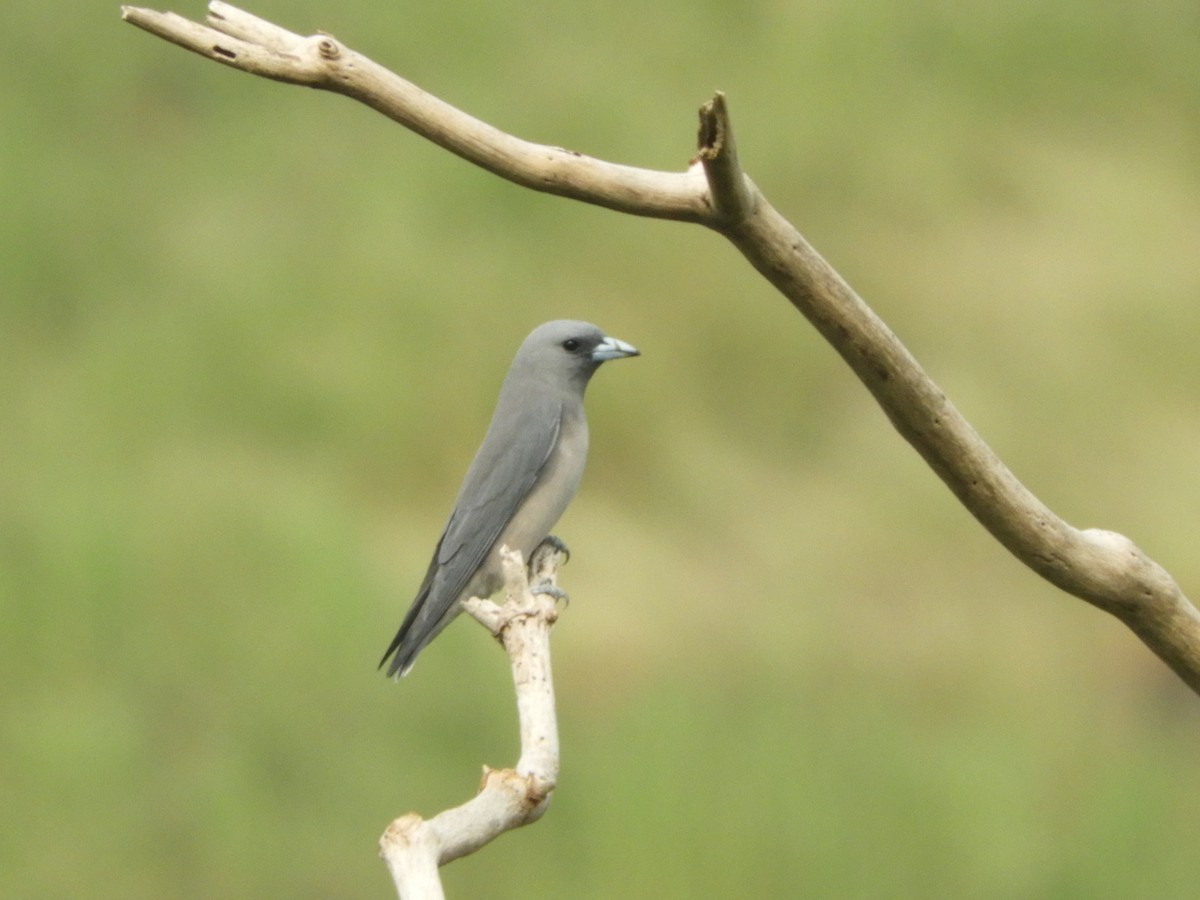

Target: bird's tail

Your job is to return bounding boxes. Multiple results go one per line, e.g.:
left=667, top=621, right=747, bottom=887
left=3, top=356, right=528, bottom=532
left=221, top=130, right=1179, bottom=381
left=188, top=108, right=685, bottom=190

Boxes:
left=379, top=588, right=460, bottom=679
left=378, top=631, right=417, bottom=679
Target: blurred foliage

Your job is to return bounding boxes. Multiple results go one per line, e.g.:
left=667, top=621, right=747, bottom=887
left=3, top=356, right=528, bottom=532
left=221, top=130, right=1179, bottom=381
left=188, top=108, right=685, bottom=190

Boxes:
left=3, top=0, right=1200, bottom=896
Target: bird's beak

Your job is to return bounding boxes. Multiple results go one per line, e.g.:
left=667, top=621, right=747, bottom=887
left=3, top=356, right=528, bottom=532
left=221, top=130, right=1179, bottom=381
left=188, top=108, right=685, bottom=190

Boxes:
left=592, top=335, right=640, bottom=362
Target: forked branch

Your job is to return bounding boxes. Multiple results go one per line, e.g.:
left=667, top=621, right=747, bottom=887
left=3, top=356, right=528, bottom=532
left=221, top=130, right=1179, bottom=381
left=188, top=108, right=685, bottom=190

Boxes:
left=122, top=4, right=1200, bottom=693
left=379, top=543, right=565, bottom=898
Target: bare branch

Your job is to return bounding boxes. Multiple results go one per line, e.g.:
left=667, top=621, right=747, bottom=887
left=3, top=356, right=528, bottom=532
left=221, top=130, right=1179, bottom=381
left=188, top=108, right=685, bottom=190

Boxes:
left=378, top=546, right=564, bottom=898
left=696, top=92, right=756, bottom=224
left=122, top=2, right=710, bottom=220
left=122, top=2, right=1200, bottom=696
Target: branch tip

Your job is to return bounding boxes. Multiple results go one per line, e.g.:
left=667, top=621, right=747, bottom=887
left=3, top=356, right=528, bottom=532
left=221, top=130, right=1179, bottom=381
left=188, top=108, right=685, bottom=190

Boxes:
left=694, top=91, right=755, bottom=224
left=697, top=90, right=729, bottom=160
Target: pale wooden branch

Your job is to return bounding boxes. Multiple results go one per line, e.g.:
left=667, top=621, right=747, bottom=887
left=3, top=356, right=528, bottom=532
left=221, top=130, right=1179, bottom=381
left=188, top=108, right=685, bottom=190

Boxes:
left=378, top=544, right=564, bottom=899
left=121, top=2, right=1200, bottom=698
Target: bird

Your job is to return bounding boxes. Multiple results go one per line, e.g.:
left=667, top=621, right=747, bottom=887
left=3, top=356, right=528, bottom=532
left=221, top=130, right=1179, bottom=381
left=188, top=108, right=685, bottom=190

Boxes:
left=380, top=320, right=640, bottom=678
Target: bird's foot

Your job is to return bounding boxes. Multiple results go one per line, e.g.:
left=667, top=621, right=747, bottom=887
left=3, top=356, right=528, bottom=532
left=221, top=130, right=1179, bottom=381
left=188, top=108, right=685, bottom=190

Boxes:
left=531, top=581, right=570, bottom=608
left=529, top=536, right=569, bottom=606
left=533, top=534, right=570, bottom=564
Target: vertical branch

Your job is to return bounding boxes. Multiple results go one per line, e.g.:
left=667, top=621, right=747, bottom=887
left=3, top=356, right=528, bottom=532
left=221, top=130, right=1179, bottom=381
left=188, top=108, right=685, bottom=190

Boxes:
left=378, top=545, right=565, bottom=897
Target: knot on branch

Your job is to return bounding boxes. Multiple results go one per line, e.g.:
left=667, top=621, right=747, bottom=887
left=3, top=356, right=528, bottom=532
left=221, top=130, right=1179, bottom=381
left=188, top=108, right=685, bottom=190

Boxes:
left=316, top=34, right=341, bottom=60
left=481, top=765, right=554, bottom=813
left=378, top=813, right=433, bottom=857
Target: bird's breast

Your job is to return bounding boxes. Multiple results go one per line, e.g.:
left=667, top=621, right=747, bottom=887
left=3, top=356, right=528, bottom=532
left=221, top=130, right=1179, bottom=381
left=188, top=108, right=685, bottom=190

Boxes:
left=493, top=409, right=588, bottom=563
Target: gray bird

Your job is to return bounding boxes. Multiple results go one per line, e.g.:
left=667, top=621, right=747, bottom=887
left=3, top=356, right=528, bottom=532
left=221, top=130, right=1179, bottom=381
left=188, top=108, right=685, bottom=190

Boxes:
left=380, top=320, right=639, bottom=678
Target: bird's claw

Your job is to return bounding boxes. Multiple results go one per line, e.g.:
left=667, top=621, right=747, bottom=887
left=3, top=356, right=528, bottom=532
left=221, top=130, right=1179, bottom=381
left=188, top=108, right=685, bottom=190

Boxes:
left=531, top=581, right=569, bottom=608
left=534, top=534, right=571, bottom=563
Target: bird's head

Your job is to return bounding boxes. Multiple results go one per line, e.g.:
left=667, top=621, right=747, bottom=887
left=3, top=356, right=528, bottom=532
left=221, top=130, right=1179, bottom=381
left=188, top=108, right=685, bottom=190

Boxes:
left=513, top=319, right=640, bottom=390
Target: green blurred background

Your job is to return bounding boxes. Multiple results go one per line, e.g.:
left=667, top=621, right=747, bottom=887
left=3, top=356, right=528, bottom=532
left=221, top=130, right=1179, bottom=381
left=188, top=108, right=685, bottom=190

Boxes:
left=4, top=0, right=1200, bottom=896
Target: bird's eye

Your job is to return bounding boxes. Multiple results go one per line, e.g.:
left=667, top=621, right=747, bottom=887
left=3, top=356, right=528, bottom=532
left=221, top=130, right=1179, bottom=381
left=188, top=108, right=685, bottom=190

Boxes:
left=561, top=339, right=580, bottom=352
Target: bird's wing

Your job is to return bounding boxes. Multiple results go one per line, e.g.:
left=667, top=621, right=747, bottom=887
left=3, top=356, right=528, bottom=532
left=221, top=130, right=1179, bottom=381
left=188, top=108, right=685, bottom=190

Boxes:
left=379, top=397, right=564, bottom=674
left=436, top=396, right=564, bottom=589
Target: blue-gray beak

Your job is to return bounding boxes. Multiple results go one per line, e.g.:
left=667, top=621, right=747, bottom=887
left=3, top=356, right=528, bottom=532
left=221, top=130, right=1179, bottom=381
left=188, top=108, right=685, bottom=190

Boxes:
left=591, top=335, right=640, bottom=362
